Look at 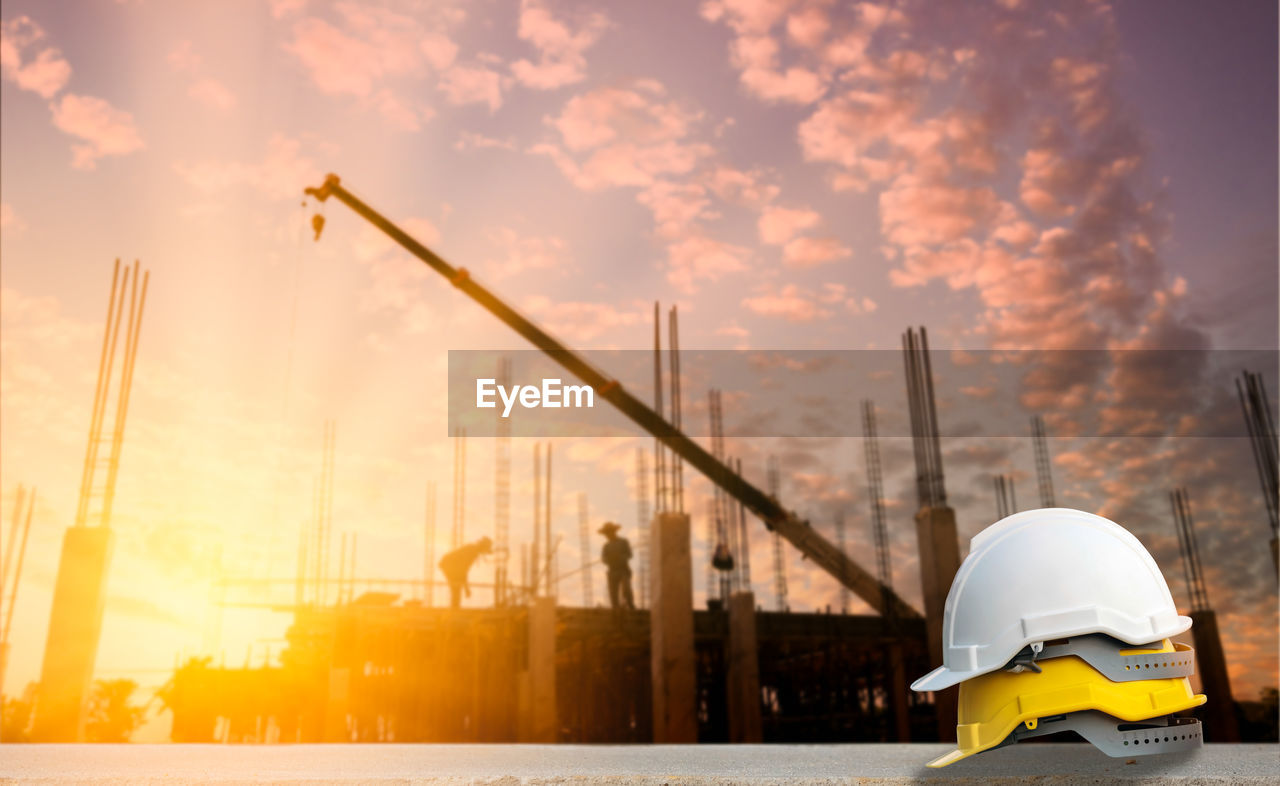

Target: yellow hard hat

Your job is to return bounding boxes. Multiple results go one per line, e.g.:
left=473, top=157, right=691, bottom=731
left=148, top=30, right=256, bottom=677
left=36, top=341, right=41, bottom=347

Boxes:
left=929, top=638, right=1205, bottom=767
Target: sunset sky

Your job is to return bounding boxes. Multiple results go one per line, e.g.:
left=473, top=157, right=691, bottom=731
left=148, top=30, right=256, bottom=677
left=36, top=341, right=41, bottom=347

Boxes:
left=2, top=0, right=1276, bottom=725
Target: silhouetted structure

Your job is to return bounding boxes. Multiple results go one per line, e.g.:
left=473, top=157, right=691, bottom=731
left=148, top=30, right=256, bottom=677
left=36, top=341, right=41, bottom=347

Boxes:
left=766, top=456, right=788, bottom=613
left=1170, top=487, right=1239, bottom=741
left=494, top=357, right=512, bottom=604
left=993, top=474, right=1017, bottom=520
left=33, top=260, right=148, bottom=742
left=635, top=448, right=651, bottom=609
left=165, top=603, right=931, bottom=743
left=1031, top=415, right=1056, bottom=508
left=902, top=326, right=960, bottom=741
left=1, top=485, right=36, bottom=696
left=861, top=401, right=892, bottom=617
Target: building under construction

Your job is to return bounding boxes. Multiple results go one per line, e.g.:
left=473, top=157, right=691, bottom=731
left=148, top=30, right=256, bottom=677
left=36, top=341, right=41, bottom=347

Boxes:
left=165, top=602, right=931, bottom=744
left=15, top=177, right=1275, bottom=746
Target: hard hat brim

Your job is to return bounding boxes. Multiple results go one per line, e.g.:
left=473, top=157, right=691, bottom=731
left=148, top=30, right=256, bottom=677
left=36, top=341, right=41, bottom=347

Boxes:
left=910, top=664, right=966, bottom=693
left=926, top=748, right=972, bottom=768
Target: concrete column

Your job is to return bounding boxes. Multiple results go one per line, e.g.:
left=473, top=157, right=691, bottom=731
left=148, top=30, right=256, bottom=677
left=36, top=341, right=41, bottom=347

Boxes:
left=528, top=596, right=557, bottom=742
left=1189, top=609, right=1239, bottom=741
left=322, top=667, right=350, bottom=741
left=31, top=526, right=114, bottom=742
left=888, top=642, right=911, bottom=741
left=914, top=505, right=960, bottom=742
left=650, top=512, right=696, bottom=743
left=726, top=591, right=763, bottom=743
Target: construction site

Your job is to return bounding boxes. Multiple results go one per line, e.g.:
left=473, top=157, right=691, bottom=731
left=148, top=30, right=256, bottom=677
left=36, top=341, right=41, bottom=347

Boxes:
left=2, top=178, right=1276, bottom=748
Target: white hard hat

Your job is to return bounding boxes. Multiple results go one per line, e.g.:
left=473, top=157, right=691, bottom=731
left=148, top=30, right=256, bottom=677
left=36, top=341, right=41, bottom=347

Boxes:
left=911, top=508, right=1190, bottom=693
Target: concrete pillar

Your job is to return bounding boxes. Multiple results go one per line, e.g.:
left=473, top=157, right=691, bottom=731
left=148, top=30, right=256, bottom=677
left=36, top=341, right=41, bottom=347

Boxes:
left=888, top=642, right=911, bottom=741
left=31, top=526, right=114, bottom=742
left=650, top=512, right=696, bottom=742
left=528, top=596, right=557, bottom=742
left=914, top=505, right=960, bottom=742
left=726, top=591, right=762, bottom=743
left=1189, top=609, right=1239, bottom=741
left=322, top=667, right=350, bottom=741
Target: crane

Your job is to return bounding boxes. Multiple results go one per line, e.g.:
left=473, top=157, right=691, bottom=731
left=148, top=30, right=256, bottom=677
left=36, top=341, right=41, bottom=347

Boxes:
left=302, top=173, right=920, bottom=620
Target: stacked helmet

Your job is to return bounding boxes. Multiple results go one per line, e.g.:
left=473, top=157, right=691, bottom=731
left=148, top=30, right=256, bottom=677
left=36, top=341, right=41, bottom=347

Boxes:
left=913, top=508, right=1204, bottom=767
left=928, top=638, right=1205, bottom=767
left=913, top=508, right=1190, bottom=693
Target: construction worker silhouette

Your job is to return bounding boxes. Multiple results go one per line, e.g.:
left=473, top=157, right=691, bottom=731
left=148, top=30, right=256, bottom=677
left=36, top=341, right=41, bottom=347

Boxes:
left=599, top=522, right=635, bottom=611
left=439, top=536, right=492, bottom=609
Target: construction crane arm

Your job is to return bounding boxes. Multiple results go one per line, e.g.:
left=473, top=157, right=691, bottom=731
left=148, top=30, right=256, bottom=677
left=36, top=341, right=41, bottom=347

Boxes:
left=303, top=173, right=921, bottom=620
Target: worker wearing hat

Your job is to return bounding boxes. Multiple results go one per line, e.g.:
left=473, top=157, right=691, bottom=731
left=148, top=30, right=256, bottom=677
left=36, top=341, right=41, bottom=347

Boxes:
left=439, top=536, right=492, bottom=609
left=598, top=522, right=635, bottom=611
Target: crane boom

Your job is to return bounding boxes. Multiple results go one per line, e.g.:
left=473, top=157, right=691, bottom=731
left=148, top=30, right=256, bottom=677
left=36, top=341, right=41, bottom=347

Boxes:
left=303, top=173, right=920, bottom=620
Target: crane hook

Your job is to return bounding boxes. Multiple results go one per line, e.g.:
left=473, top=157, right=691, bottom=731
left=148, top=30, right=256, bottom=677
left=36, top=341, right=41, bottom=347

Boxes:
left=311, top=213, right=326, bottom=242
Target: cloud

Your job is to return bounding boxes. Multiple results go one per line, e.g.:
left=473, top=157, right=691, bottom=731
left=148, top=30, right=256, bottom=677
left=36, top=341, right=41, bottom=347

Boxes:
left=484, top=227, right=566, bottom=276
left=665, top=235, right=751, bottom=293
left=49, top=94, right=145, bottom=170
left=281, top=2, right=461, bottom=120
left=173, top=134, right=320, bottom=200
left=742, top=283, right=834, bottom=323
left=782, top=235, right=851, bottom=268
left=188, top=77, right=236, bottom=110
left=167, top=40, right=201, bottom=71
left=438, top=63, right=504, bottom=112
left=521, top=294, right=645, bottom=342
left=730, top=33, right=826, bottom=104
left=270, top=0, right=307, bottom=18
left=511, top=0, right=609, bottom=90
left=0, top=16, right=71, bottom=98
left=758, top=204, right=820, bottom=245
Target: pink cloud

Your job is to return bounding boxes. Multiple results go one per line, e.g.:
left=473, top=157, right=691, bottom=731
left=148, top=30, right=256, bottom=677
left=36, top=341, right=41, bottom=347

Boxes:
left=282, top=2, right=461, bottom=126
left=438, top=63, right=504, bottom=111
left=757, top=204, right=820, bottom=245
left=1, top=16, right=71, bottom=98
left=188, top=77, right=236, bottom=110
left=454, top=130, right=515, bottom=151
left=731, top=33, right=826, bottom=104
left=167, top=41, right=201, bottom=72
left=270, top=0, right=307, bottom=19
left=49, top=94, right=144, bottom=170
left=173, top=134, right=320, bottom=200
left=786, top=6, right=829, bottom=48
left=782, top=235, right=851, bottom=268
left=879, top=174, right=1002, bottom=249
left=521, top=294, right=645, bottom=343
left=511, top=0, right=608, bottom=90
left=742, top=282, right=871, bottom=323
left=484, top=227, right=566, bottom=277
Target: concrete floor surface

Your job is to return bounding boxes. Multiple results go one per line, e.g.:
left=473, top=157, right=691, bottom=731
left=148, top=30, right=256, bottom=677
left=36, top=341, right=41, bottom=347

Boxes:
left=0, top=743, right=1276, bottom=784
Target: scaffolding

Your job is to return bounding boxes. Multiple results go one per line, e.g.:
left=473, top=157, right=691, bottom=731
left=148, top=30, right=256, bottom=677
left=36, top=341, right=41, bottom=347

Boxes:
left=860, top=401, right=892, bottom=617
left=668, top=305, right=684, bottom=513
left=635, top=448, right=651, bottom=608
left=578, top=493, right=593, bottom=607
left=1031, top=415, right=1056, bottom=508
left=424, top=481, right=437, bottom=607
left=0, top=485, right=36, bottom=695
left=494, top=357, right=512, bottom=604
left=767, top=456, right=787, bottom=612
left=451, top=426, right=467, bottom=549
left=993, top=474, right=1017, bottom=520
